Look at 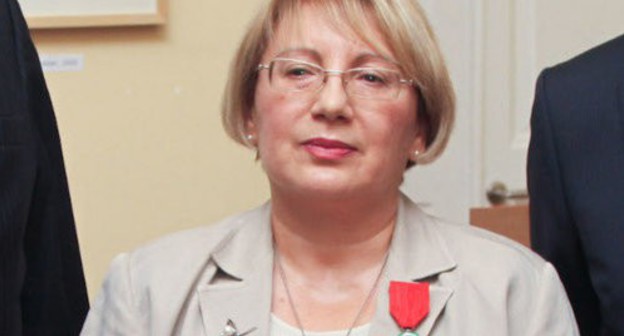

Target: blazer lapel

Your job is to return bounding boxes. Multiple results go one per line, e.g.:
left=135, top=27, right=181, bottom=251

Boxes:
left=370, top=195, right=457, bottom=336
left=197, top=205, right=274, bottom=336
left=197, top=273, right=272, bottom=336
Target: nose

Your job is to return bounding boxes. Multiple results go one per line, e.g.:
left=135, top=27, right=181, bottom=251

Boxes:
left=310, top=74, right=351, bottom=121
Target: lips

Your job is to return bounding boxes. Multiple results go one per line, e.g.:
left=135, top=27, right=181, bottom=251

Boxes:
left=302, top=137, right=357, bottom=160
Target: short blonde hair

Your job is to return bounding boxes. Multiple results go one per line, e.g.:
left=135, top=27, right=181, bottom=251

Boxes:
left=221, top=0, right=455, bottom=165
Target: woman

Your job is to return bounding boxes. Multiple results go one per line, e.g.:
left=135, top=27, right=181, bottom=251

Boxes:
left=81, top=0, right=578, bottom=335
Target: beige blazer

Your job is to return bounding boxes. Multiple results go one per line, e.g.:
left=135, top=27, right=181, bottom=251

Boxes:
left=81, top=195, right=579, bottom=335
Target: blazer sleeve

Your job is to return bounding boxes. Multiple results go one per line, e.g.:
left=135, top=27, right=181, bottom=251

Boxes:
left=525, top=262, right=579, bottom=335
left=527, top=70, right=601, bottom=334
left=81, top=254, right=143, bottom=336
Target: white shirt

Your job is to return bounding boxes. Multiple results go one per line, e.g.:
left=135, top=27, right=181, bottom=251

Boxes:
left=270, top=314, right=371, bottom=336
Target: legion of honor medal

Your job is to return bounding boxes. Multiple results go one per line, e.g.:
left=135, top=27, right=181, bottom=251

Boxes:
left=389, top=281, right=430, bottom=336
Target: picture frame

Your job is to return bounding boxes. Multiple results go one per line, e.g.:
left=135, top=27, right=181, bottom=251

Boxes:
left=19, top=0, right=167, bottom=29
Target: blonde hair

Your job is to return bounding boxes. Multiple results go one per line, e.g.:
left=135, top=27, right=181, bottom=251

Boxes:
left=221, top=0, right=455, bottom=165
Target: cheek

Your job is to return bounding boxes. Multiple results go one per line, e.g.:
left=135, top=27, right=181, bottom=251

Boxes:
left=253, top=89, right=309, bottom=147
left=368, top=103, right=418, bottom=153
left=392, top=96, right=420, bottom=150
left=254, top=84, right=312, bottom=130
left=253, top=86, right=285, bottom=136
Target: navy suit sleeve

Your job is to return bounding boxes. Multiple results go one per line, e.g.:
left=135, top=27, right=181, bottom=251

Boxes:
left=0, top=1, right=35, bottom=334
left=527, top=70, right=601, bottom=335
left=0, top=0, right=89, bottom=334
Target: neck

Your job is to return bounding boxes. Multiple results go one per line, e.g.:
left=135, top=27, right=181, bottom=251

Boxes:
left=270, top=188, right=400, bottom=273
left=269, top=188, right=400, bottom=331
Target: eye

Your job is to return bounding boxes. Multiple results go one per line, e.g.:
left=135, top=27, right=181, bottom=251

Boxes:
left=354, top=69, right=392, bottom=86
left=279, top=62, right=318, bottom=80
left=286, top=67, right=312, bottom=77
left=362, top=73, right=384, bottom=83
left=272, top=60, right=320, bottom=91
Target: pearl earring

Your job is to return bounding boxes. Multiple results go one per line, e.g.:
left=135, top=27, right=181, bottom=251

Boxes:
left=410, top=149, right=421, bottom=163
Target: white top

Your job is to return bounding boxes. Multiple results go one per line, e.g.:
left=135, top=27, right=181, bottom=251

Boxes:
left=270, top=314, right=371, bottom=336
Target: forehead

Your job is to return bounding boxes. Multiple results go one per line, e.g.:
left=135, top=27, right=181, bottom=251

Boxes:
left=264, top=3, right=396, bottom=63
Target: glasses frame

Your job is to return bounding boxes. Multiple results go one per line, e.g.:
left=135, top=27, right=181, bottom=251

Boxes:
left=257, top=57, right=415, bottom=100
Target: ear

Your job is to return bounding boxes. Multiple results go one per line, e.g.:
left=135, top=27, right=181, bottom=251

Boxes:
left=244, top=110, right=258, bottom=147
left=408, top=134, right=426, bottom=163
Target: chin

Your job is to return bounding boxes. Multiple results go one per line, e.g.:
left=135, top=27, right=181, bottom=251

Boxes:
left=287, top=175, right=387, bottom=200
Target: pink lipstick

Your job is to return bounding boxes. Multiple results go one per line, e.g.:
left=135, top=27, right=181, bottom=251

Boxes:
left=302, top=138, right=356, bottom=160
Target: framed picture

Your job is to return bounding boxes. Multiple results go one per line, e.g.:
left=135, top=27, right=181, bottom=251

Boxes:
left=19, top=0, right=167, bottom=29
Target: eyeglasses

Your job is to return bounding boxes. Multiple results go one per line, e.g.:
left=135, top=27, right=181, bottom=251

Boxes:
left=257, top=58, right=415, bottom=101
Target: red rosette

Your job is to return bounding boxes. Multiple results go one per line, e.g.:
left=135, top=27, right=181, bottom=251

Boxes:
left=389, top=281, right=430, bottom=330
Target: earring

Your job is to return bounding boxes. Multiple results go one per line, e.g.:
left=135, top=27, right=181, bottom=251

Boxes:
left=245, top=134, right=255, bottom=143
left=410, top=149, right=421, bottom=163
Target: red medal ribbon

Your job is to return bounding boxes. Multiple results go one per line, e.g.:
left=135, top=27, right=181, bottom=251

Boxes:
left=389, top=281, right=430, bottom=330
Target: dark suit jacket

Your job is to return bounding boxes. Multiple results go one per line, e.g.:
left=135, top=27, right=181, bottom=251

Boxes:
left=0, top=0, right=89, bottom=334
left=528, top=34, right=624, bottom=336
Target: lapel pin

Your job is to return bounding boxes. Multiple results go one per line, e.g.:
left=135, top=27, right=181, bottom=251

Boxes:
left=220, top=319, right=257, bottom=336
left=389, top=281, right=430, bottom=336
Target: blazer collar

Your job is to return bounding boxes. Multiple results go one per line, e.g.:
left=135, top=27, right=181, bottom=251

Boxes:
left=197, top=195, right=457, bottom=336
left=211, top=203, right=274, bottom=280
left=370, top=194, right=457, bottom=335
left=197, top=203, right=275, bottom=336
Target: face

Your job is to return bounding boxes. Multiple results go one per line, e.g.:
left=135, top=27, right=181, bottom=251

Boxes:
left=248, top=5, right=424, bottom=201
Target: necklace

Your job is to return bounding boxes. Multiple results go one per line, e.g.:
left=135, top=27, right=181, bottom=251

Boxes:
left=274, top=251, right=389, bottom=336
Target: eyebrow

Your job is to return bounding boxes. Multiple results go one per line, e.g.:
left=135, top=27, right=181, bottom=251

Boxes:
left=352, top=53, right=401, bottom=68
left=274, top=48, right=322, bottom=61
left=274, top=48, right=400, bottom=68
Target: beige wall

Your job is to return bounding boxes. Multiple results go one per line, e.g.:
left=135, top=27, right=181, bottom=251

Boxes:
left=31, top=0, right=268, bottom=299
